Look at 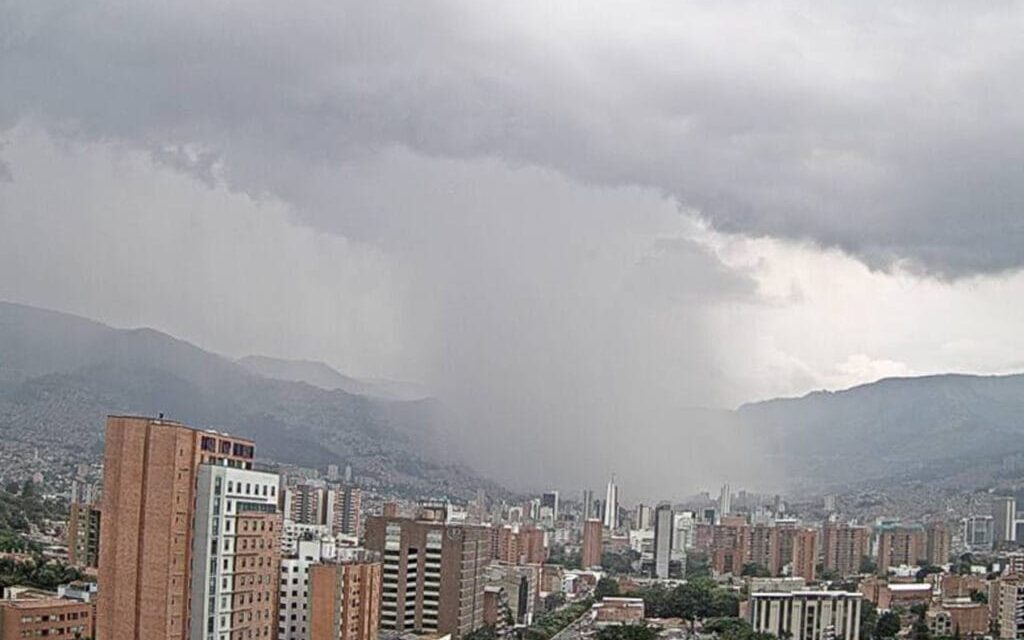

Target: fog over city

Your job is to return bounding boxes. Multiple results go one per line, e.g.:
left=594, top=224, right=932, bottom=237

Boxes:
left=4, top=2, right=1024, bottom=496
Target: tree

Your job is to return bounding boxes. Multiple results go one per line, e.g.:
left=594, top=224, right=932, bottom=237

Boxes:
left=915, top=566, right=943, bottom=582
left=465, top=626, right=498, bottom=640
left=595, top=577, right=621, bottom=600
left=859, top=600, right=878, bottom=640
left=596, top=624, right=658, bottom=640
left=876, top=611, right=901, bottom=639
left=860, top=556, right=878, bottom=575
left=741, top=563, right=771, bottom=577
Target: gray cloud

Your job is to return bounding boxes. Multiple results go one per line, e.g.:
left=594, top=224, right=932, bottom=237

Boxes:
left=3, top=2, right=1024, bottom=274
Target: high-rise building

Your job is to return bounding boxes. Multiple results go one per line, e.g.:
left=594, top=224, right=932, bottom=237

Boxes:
left=603, top=477, right=619, bottom=530
left=672, top=512, right=696, bottom=552
left=963, top=516, right=995, bottom=552
left=582, top=489, right=594, bottom=521
left=876, top=523, right=927, bottom=573
left=653, top=504, right=674, bottom=579
left=66, top=501, right=101, bottom=569
left=582, top=519, right=603, bottom=569
left=541, top=492, right=559, bottom=521
left=789, top=528, right=817, bottom=581
left=995, top=497, right=1017, bottom=545
left=96, top=415, right=258, bottom=640
left=280, top=537, right=337, bottom=640
left=287, top=482, right=327, bottom=525
left=822, top=524, right=869, bottom=577
left=328, top=485, right=363, bottom=538
left=998, top=575, right=1024, bottom=640
left=925, top=522, right=951, bottom=566
left=635, top=504, right=653, bottom=531
left=309, top=557, right=382, bottom=640
left=189, top=464, right=282, bottom=640
left=750, top=591, right=862, bottom=640
left=719, top=483, right=732, bottom=517
left=364, top=511, right=490, bottom=638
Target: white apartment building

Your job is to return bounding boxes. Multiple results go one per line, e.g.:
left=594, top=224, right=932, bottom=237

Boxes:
left=750, top=591, right=862, bottom=640
left=279, top=537, right=337, bottom=640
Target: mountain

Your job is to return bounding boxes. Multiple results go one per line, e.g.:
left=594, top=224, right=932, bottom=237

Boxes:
left=738, top=373, right=1024, bottom=490
left=0, top=301, right=501, bottom=499
left=237, top=355, right=428, bottom=401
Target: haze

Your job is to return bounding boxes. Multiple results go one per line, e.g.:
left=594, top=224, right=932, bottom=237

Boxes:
left=3, top=2, right=1024, bottom=498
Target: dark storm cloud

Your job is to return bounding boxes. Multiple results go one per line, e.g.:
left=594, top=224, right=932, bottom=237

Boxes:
left=3, top=1, right=1024, bottom=275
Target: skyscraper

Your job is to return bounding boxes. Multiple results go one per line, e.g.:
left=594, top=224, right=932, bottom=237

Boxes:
left=582, top=519, right=603, bottom=569
left=541, top=492, right=559, bottom=521
left=96, top=415, right=258, bottom=640
left=719, top=483, right=732, bottom=517
left=582, top=489, right=594, bottom=520
left=994, top=496, right=1017, bottom=545
left=653, top=504, right=674, bottom=579
left=603, top=476, right=619, bottom=530
left=328, top=485, right=363, bottom=538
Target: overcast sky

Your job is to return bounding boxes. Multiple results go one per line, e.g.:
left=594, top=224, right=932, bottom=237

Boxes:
left=3, top=1, right=1024, bottom=495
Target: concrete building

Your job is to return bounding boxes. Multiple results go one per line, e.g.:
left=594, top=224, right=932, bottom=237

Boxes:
left=876, top=523, right=926, bottom=573
left=0, top=596, right=93, bottom=640
left=672, top=511, right=696, bottom=552
left=308, top=558, right=382, bottom=640
left=582, top=490, right=595, bottom=521
left=603, top=477, right=619, bottom=530
left=541, top=492, right=559, bottom=522
left=287, top=482, right=327, bottom=525
left=749, top=591, right=862, bottom=640
left=328, top=485, right=363, bottom=538
left=653, top=504, right=674, bottom=579
left=719, top=484, right=732, bottom=517
left=926, top=522, right=951, bottom=566
left=66, top=501, right=101, bottom=569
left=96, top=415, right=257, bottom=640
left=996, top=497, right=1018, bottom=545
left=999, top=575, right=1024, bottom=639
left=964, top=516, right=995, bottom=552
left=484, top=563, right=539, bottom=626
left=280, top=537, right=337, bottom=640
left=364, top=510, right=490, bottom=638
left=189, top=464, right=282, bottom=640
left=582, top=519, right=603, bottom=569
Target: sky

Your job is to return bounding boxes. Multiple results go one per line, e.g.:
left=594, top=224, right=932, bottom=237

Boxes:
left=3, top=1, right=1024, bottom=495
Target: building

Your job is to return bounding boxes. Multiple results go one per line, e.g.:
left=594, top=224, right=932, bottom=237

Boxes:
left=364, top=511, right=490, bottom=638
left=592, top=598, right=645, bottom=627
left=309, top=558, right=382, bottom=640
left=0, top=596, right=93, bottom=640
left=603, top=477, right=619, bottom=530
left=541, top=492, right=559, bottom=521
left=876, top=523, right=926, bottom=573
left=996, top=497, right=1018, bottom=545
left=582, top=489, right=595, bottom=521
left=280, top=536, right=337, bottom=640
left=189, top=464, right=282, bottom=640
left=789, top=528, right=817, bottom=581
left=711, top=517, right=751, bottom=576
left=286, top=482, right=327, bottom=525
left=964, top=516, right=995, bottom=552
left=719, top=484, right=732, bottom=517
left=749, top=591, right=862, bottom=640
left=328, top=485, right=363, bottom=538
left=999, top=575, right=1024, bottom=639
left=66, top=501, right=101, bottom=569
left=652, top=504, right=674, bottom=579
left=582, top=519, right=603, bottom=570
left=484, top=563, right=539, bottom=626
left=822, top=524, right=869, bottom=577
left=96, top=415, right=258, bottom=640
left=926, top=522, right=951, bottom=566
left=928, top=600, right=989, bottom=638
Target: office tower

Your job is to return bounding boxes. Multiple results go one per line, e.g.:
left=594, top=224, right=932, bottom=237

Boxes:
left=750, top=591, right=862, bottom=640
left=926, top=522, right=951, bottom=566
left=328, top=485, right=363, bottom=538
left=344, top=464, right=353, bottom=483
left=327, top=464, right=340, bottom=481
left=541, top=492, right=559, bottom=521
left=287, top=482, right=327, bottom=525
left=653, top=504, right=674, bottom=579
left=635, top=504, right=653, bottom=531
left=822, top=524, right=870, bottom=577
left=995, top=497, right=1017, bottom=545
left=876, top=523, right=927, bottom=573
left=603, top=476, right=619, bottom=530
left=308, top=556, right=382, bottom=640
left=96, top=415, right=258, bottom=640
left=66, top=501, right=101, bottom=569
left=364, top=511, right=490, bottom=638
left=279, top=535, right=335, bottom=640
left=963, top=516, right=995, bottom=552
left=582, top=519, right=603, bottom=569
left=582, top=489, right=594, bottom=520
left=189, top=465, right=282, bottom=640
left=719, top=483, right=732, bottom=517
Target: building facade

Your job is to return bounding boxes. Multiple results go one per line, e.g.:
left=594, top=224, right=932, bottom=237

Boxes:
left=750, top=591, right=862, bottom=640
left=308, top=559, right=382, bottom=640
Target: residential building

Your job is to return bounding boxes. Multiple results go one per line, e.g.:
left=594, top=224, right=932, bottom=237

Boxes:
left=0, top=596, right=93, bottom=640
left=926, top=522, right=951, bottom=566
left=999, top=575, right=1024, bottom=639
left=280, top=536, right=337, bottom=640
left=582, top=519, right=603, bottom=569
left=96, top=415, right=257, bottom=640
left=604, top=477, right=619, bottom=530
left=309, top=558, right=382, bottom=640
left=66, top=501, right=101, bottom=569
left=749, top=591, right=862, bottom=640
left=328, top=485, right=363, bottom=538
left=822, top=524, right=869, bottom=577
left=876, top=523, right=926, bottom=573
left=188, top=464, right=282, bottom=640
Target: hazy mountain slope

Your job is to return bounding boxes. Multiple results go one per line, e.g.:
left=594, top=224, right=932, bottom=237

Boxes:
left=238, top=355, right=428, bottom=401
left=739, top=373, right=1024, bottom=488
left=0, top=301, right=499, bottom=498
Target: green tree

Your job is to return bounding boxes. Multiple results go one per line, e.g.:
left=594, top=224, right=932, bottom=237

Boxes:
left=741, top=563, right=771, bottom=577
left=859, top=600, right=878, bottom=640
left=595, top=577, right=621, bottom=600
left=876, top=611, right=901, bottom=639
left=596, top=624, right=658, bottom=640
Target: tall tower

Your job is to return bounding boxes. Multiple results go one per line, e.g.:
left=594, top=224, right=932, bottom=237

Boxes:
left=653, top=504, right=674, bottom=579
left=603, top=476, right=619, bottom=530
left=96, top=415, right=259, bottom=640
left=718, top=483, right=732, bottom=516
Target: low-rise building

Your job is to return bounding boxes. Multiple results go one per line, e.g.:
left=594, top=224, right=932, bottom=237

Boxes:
left=592, top=597, right=645, bottom=627
left=0, top=593, right=93, bottom=640
left=749, top=591, right=861, bottom=640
